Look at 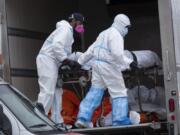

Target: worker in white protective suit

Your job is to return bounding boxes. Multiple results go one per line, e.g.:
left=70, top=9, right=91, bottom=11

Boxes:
left=75, top=14, right=138, bottom=128
left=36, top=13, right=84, bottom=125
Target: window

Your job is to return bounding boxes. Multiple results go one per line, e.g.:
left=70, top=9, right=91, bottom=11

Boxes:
left=0, top=84, right=57, bottom=132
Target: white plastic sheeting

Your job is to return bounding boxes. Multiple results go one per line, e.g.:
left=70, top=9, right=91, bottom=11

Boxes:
left=96, top=111, right=140, bottom=127
left=124, top=50, right=162, bottom=68
left=128, top=86, right=166, bottom=120
left=70, top=50, right=162, bottom=70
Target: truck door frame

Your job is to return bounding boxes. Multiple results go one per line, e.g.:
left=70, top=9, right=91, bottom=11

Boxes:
left=0, top=0, right=11, bottom=83
left=158, top=0, right=180, bottom=135
left=170, top=0, right=180, bottom=134
left=0, top=0, right=180, bottom=134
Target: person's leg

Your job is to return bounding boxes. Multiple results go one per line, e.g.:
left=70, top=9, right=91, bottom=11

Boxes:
left=75, top=65, right=106, bottom=128
left=51, top=87, right=64, bottom=123
left=37, top=76, right=57, bottom=114
left=101, top=64, right=131, bottom=126
left=75, top=86, right=105, bottom=128
left=112, top=97, right=131, bottom=126
left=37, top=55, right=58, bottom=114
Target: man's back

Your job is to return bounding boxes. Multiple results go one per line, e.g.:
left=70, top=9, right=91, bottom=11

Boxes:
left=39, top=20, right=74, bottom=62
left=91, top=27, right=127, bottom=70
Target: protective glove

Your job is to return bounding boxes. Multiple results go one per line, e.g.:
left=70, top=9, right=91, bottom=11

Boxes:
left=62, top=59, right=73, bottom=66
left=73, top=61, right=82, bottom=70
left=62, top=59, right=81, bottom=70
left=130, top=61, right=138, bottom=70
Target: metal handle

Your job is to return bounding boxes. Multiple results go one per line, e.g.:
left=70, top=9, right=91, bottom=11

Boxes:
left=165, top=50, right=172, bottom=81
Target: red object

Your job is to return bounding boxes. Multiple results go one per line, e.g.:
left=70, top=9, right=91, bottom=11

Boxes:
left=61, top=89, right=111, bottom=126
left=61, top=90, right=80, bottom=124
left=169, top=98, right=175, bottom=112
left=171, top=115, right=175, bottom=121
left=91, top=97, right=111, bottom=124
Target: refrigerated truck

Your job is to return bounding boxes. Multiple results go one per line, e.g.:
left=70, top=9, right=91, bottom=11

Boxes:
left=0, top=0, right=180, bottom=134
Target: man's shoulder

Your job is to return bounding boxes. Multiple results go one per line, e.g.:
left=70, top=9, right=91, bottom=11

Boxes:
left=54, top=26, right=72, bottom=37
left=108, top=27, right=123, bottom=39
left=98, top=28, right=111, bottom=37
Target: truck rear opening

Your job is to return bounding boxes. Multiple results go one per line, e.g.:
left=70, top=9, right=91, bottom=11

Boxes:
left=1, top=0, right=180, bottom=134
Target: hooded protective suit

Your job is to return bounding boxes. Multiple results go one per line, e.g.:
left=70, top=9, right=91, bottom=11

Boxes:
left=36, top=20, right=74, bottom=123
left=75, top=14, right=133, bottom=127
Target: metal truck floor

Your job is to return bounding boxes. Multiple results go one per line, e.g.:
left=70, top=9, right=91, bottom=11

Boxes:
left=70, top=122, right=162, bottom=135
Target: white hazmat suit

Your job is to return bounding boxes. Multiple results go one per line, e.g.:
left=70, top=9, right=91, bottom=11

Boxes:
left=75, top=14, right=133, bottom=128
left=36, top=20, right=74, bottom=123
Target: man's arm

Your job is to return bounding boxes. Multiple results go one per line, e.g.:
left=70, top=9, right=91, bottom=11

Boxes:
left=109, top=34, right=133, bottom=67
left=52, top=28, right=70, bottom=62
left=78, top=42, right=95, bottom=65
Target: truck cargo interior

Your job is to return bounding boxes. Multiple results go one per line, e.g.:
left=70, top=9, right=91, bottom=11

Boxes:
left=2, top=0, right=169, bottom=134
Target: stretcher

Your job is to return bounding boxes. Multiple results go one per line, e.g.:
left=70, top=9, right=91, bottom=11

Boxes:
left=122, top=51, right=164, bottom=115
left=60, top=50, right=162, bottom=87
left=124, top=50, right=162, bottom=69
